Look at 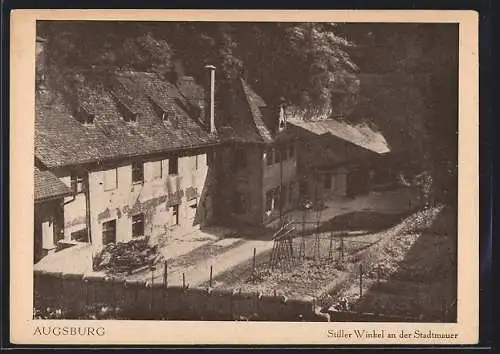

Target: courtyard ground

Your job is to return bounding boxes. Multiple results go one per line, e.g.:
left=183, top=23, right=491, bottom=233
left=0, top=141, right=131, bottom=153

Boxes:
left=34, top=187, right=422, bottom=293
left=127, top=187, right=419, bottom=286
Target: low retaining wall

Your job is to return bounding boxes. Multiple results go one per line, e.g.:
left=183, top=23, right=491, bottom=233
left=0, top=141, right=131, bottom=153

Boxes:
left=34, top=270, right=324, bottom=321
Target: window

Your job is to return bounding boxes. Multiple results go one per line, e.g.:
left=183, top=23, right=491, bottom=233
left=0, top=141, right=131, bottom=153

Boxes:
left=266, top=148, right=274, bottom=166
left=234, top=149, right=247, bottom=169
left=171, top=204, right=179, bottom=225
left=102, top=220, right=116, bottom=245
left=299, top=181, right=307, bottom=196
left=132, top=162, right=144, bottom=183
left=232, top=193, right=246, bottom=214
left=265, top=190, right=273, bottom=212
left=75, top=106, right=94, bottom=125
left=70, top=173, right=84, bottom=194
left=187, top=198, right=198, bottom=220
left=123, top=111, right=139, bottom=123
left=169, top=157, right=179, bottom=175
left=274, top=148, right=282, bottom=164
left=282, top=147, right=288, bottom=161
left=324, top=173, right=332, bottom=189
left=71, top=228, right=88, bottom=242
left=274, top=187, right=281, bottom=210
left=151, top=160, right=162, bottom=180
left=132, top=213, right=145, bottom=238
left=103, top=169, right=117, bottom=191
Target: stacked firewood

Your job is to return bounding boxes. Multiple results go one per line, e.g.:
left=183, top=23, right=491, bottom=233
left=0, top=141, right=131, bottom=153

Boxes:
left=93, top=238, right=162, bottom=275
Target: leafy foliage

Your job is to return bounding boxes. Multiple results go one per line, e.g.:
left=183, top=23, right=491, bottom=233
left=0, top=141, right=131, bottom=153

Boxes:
left=37, top=21, right=359, bottom=113
left=37, top=22, right=458, bottom=205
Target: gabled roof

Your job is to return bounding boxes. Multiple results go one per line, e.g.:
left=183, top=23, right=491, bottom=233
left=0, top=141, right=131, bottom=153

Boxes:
left=287, top=116, right=390, bottom=154
left=239, top=79, right=274, bottom=144
left=218, top=78, right=281, bottom=145
left=35, top=71, right=219, bottom=168
left=34, top=166, right=72, bottom=202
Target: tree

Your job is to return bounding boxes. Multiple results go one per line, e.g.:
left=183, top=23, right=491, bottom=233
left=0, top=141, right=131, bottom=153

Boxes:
left=341, top=23, right=459, bottom=205
left=37, top=21, right=359, bottom=114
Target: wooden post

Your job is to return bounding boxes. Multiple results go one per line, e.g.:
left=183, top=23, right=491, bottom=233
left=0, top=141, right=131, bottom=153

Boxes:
left=163, top=260, right=168, bottom=319
left=329, top=231, right=333, bottom=261
left=182, top=273, right=185, bottom=289
left=209, top=265, right=213, bottom=288
left=252, top=247, right=256, bottom=282
left=163, top=260, right=168, bottom=287
left=340, top=235, right=344, bottom=261
left=150, top=267, right=154, bottom=315
left=359, top=264, right=363, bottom=298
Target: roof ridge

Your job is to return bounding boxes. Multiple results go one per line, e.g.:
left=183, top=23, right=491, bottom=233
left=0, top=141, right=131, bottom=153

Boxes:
left=239, top=78, right=273, bottom=143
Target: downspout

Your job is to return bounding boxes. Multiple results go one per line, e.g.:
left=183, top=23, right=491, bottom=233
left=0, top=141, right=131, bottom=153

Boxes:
left=84, top=171, right=93, bottom=268
left=279, top=145, right=284, bottom=225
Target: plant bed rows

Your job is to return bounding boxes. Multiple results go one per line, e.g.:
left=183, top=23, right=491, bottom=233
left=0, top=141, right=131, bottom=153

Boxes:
left=326, top=206, right=456, bottom=321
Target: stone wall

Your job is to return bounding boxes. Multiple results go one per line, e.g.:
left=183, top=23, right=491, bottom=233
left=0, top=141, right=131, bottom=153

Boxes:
left=34, top=270, right=326, bottom=321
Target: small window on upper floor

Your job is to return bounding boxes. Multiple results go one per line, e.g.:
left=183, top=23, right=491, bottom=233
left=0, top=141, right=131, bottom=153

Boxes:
left=70, top=173, right=85, bottom=194
left=151, top=160, right=162, bottom=180
left=103, top=168, right=118, bottom=191
left=169, top=157, right=179, bottom=175
left=282, top=147, right=288, bottom=161
left=234, top=149, right=247, bottom=169
left=266, top=148, right=274, bottom=166
left=324, top=173, right=332, bottom=190
left=132, top=161, right=144, bottom=184
left=274, top=148, right=282, bottom=164
left=289, top=142, right=295, bottom=158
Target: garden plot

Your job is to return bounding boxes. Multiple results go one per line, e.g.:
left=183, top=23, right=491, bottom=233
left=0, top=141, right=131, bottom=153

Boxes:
left=201, top=206, right=443, bottom=300
left=327, top=206, right=456, bottom=321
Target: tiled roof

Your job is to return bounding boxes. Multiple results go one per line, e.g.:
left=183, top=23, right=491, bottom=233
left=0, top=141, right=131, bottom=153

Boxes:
left=35, top=71, right=219, bottom=168
left=34, top=166, right=72, bottom=202
left=240, top=79, right=274, bottom=144
left=217, top=79, right=277, bottom=144
left=287, top=116, right=390, bottom=154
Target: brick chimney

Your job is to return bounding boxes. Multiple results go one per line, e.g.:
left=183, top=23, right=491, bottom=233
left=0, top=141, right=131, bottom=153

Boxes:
left=35, top=36, right=48, bottom=92
left=204, top=64, right=216, bottom=134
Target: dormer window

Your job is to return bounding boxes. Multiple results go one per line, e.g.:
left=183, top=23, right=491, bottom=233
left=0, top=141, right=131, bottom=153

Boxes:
left=75, top=106, right=94, bottom=125
left=111, top=91, right=139, bottom=123
left=147, top=94, right=170, bottom=123
left=130, top=112, right=140, bottom=123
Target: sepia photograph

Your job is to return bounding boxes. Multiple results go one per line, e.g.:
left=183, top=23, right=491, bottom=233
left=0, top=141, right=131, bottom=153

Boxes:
left=32, top=19, right=459, bottom=323
left=10, top=10, right=479, bottom=345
